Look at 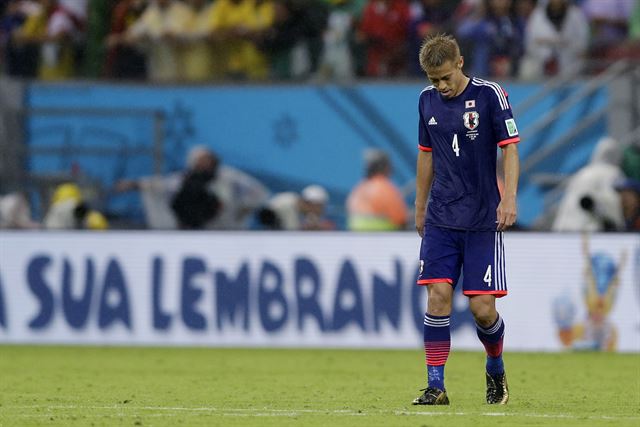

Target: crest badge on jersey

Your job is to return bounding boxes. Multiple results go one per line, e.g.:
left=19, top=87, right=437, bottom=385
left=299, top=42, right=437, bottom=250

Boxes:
left=463, top=111, right=479, bottom=131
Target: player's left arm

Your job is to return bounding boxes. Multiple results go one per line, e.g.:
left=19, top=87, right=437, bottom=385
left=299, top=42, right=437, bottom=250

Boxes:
left=488, top=83, right=520, bottom=231
left=497, top=143, right=519, bottom=231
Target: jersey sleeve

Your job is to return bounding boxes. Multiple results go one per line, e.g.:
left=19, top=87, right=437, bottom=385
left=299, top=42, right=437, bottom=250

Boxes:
left=418, top=93, right=432, bottom=152
left=487, top=84, right=520, bottom=147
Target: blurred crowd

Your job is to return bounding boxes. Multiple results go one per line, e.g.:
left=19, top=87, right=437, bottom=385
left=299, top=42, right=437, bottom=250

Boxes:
left=1, top=0, right=639, bottom=83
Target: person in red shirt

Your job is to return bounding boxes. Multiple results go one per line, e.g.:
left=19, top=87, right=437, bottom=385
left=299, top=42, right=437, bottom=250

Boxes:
left=358, top=0, right=411, bottom=77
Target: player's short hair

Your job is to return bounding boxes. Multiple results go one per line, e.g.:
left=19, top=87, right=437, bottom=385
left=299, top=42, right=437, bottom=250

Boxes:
left=419, top=34, right=461, bottom=72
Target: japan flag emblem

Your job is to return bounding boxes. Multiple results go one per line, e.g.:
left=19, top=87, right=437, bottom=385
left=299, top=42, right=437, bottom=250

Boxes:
left=463, top=111, right=479, bottom=131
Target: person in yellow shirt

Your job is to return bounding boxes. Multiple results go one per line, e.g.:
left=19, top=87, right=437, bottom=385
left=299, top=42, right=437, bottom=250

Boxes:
left=178, top=0, right=223, bottom=82
left=346, top=149, right=408, bottom=231
left=211, top=0, right=274, bottom=80
left=13, top=0, right=79, bottom=80
left=109, top=0, right=192, bottom=82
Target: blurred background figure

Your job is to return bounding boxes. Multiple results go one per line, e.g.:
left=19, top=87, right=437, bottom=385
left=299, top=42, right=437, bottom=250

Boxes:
left=260, top=0, right=328, bottom=80
left=317, top=0, right=365, bottom=81
left=621, top=140, right=640, bottom=182
left=169, top=145, right=222, bottom=229
left=11, top=0, right=85, bottom=80
left=108, top=0, right=192, bottom=82
left=43, top=183, right=109, bottom=230
left=257, top=184, right=335, bottom=230
left=346, top=149, right=407, bottom=231
left=1, top=0, right=41, bottom=77
left=358, top=0, right=411, bottom=77
left=581, top=0, right=634, bottom=72
left=104, top=0, right=148, bottom=79
left=0, top=191, right=39, bottom=229
left=519, top=0, right=589, bottom=79
left=211, top=0, right=275, bottom=81
left=613, top=177, right=640, bottom=232
left=456, top=0, right=524, bottom=78
left=407, top=0, right=453, bottom=76
left=552, top=137, right=625, bottom=232
left=178, top=0, right=220, bottom=82
left=115, top=145, right=269, bottom=230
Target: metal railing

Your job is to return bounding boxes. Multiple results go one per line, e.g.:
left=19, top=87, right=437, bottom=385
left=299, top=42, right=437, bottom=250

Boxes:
left=2, top=106, right=166, bottom=218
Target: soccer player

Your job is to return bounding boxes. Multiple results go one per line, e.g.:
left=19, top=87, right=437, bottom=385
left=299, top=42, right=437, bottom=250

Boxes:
left=412, top=34, right=520, bottom=405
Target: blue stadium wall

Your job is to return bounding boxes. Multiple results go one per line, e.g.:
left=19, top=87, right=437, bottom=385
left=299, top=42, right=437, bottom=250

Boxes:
left=26, top=81, right=608, bottom=227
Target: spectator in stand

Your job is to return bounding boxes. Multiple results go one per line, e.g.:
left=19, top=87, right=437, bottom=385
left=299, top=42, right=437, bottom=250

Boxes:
left=12, top=0, right=84, bottom=80
left=581, top=0, right=634, bottom=70
left=257, top=184, right=335, bottom=230
left=456, top=0, right=524, bottom=78
left=514, top=0, right=536, bottom=34
left=108, top=0, right=192, bottom=82
left=259, top=0, right=327, bottom=80
left=83, top=0, right=111, bottom=78
left=613, top=178, right=640, bottom=232
left=43, top=183, right=109, bottom=230
left=359, top=0, right=411, bottom=77
left=57, top=0, right=86, bottom=22
left=408, top=0, right=454, bottom=76
left=210, top=0, right=274, bottom=80
left=104, top=0, right=147, bottom=79
left=318, top=0, right=365, bottom=81
left=1, top=0, right=40, bottom=77
left=552, top=137, right=625, bottom=232
left=346, top=149, right=408, bottom=231
left=115, top=145, right=270, bottom=230
left=177, top=0, right=221, bottom=82
left=519, top=0, right=589, bottom=80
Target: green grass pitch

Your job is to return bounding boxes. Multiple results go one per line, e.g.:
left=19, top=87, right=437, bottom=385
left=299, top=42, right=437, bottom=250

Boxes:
left=0, top=346, right=638, bottom=426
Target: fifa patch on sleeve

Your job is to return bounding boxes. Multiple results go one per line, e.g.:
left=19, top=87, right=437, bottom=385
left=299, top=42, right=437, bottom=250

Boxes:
left=505, top=118, right=518, bottom=137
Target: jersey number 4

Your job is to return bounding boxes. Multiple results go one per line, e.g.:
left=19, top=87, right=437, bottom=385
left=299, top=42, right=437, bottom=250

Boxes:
left=483, top=265, right=492, bottom=287
left=452, top=134, right=460, bottom=157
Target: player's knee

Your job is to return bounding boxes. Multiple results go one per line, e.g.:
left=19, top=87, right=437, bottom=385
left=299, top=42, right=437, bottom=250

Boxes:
left=427, top=286, right=453, bottom=315
left=469, top=296, right=497, bottom=326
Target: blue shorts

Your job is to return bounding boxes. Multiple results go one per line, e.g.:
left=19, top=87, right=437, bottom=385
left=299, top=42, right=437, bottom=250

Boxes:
left=417, top=224, right=508, bottom=297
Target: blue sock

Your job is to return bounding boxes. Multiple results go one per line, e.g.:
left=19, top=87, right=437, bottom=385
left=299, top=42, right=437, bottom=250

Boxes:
left=424, top=313, right=451, bottom=390
left=476, top=314, right=505, bottom=376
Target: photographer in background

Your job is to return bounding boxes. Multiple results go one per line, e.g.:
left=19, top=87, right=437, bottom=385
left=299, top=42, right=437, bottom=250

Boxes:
left=257, top=184, right=335, bottom=231
left=115, top=145, right=269, bottom=230
left=552, top=137, right=625, bottom=232
left=170, top=148, right=221, bottom=230
left=43, top=183, right=109, bottom=230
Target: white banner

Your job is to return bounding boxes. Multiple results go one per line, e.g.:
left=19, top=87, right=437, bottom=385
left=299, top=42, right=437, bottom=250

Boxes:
left=0, top=232, right=638, bottom=352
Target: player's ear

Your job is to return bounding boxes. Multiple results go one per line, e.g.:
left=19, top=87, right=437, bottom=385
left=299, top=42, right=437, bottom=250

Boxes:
left=458, top=56, right=464, bottom=70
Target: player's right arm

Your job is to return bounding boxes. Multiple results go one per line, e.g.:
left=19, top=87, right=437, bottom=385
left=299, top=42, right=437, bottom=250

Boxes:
left=416, top=90, right=434, bottom=237
left=415, top=150, right=433, bottom=237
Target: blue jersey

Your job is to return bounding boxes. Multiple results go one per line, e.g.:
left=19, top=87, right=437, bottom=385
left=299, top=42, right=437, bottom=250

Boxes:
left=418, top=77, right=520, bottom=231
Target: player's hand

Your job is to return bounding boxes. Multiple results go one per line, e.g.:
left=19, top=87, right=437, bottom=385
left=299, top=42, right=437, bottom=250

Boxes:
left=496, top=196, right=517, bottom=231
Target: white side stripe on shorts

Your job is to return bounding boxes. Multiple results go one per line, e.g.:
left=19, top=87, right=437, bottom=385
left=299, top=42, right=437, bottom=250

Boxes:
left=494, top=232, right=506, bottom=291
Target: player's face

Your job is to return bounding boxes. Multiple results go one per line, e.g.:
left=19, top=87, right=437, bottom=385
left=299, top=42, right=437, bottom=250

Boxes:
left=426, top=58, right=466, bottom=99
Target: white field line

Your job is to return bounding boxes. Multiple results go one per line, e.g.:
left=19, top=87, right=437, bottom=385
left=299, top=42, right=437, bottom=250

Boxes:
left=4, top=405, right=640, bottom=421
